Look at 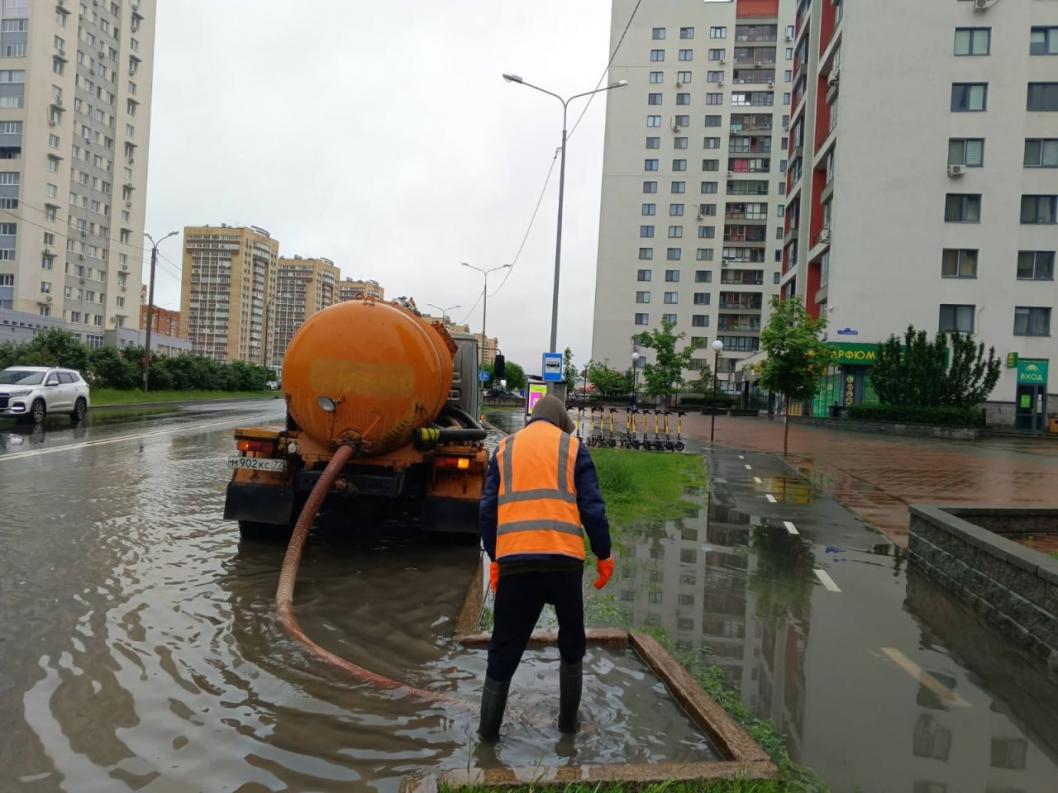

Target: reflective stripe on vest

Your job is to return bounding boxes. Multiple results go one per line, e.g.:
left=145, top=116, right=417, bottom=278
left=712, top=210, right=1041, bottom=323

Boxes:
left=495, top=420, right=584, bottom=561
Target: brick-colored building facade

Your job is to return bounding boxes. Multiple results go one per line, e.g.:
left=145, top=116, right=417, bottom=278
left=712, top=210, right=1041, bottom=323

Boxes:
left=140, top=304, right=183, bottom=338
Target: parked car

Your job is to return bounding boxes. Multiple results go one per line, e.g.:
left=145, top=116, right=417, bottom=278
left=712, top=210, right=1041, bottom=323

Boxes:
left=0, top=366, right=91, bottom=424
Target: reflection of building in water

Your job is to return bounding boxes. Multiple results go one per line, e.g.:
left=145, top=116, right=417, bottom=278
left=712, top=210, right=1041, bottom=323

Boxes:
left=610, top=501, right=809, bottom=753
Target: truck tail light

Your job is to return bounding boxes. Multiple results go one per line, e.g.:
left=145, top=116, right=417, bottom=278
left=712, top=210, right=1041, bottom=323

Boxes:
left=436, top=455, right=472, bottom=470
left=237, top=439, right=275, bottom=454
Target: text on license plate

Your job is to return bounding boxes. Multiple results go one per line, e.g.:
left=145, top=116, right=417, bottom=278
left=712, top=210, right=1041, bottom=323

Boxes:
left=228, top=456, right=287, bottom=472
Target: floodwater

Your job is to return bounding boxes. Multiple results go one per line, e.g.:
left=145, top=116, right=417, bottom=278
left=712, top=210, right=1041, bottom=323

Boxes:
left=0, top=404, right=717, bottom=792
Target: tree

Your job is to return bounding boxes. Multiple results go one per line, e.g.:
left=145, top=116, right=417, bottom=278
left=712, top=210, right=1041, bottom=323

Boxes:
left=587, top=359, right=632, bottom=398
left=633, top=319, right=695, bottom=406
left=759, top=296, right=834, bottom=455
left=21, top=329, right=90, bottom=371
left=563, top=347, right=578, bottom=392
left=688, top=363, right=732, bottom=407
left=872, top=325, right=1000, bottom=408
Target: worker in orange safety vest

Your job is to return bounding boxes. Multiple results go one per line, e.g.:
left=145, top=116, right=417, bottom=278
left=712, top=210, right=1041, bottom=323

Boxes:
left=477, top=394, right=614, bottom=742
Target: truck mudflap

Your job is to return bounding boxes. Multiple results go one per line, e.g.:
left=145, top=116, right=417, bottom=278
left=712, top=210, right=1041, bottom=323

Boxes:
left=224, top=481, right=296, bottom=526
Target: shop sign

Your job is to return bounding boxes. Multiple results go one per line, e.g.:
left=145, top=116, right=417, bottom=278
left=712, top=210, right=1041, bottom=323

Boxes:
left=1006, top=352, right=1019, bottom=369
left=1016, top=359, right=1049, bottom=386
left=828, top=342, right=880, bottom=366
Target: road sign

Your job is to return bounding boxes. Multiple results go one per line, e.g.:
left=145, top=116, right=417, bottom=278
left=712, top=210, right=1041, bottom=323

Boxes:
left=479, top=370, right=490, bottom=382
left=542, top=352, right=564, bottom=383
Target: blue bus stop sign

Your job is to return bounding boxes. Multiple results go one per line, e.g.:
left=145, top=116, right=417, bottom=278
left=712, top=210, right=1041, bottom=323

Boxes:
left=542, top=352, right=564, bottom=383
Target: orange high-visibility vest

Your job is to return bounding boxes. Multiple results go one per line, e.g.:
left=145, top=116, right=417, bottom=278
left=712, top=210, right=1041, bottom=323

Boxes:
left=495, top=420, right=585, bottom=561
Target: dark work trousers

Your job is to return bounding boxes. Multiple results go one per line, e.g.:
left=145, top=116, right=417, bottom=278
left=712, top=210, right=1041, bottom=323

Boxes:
left=486, top=570, right=586, bottom=683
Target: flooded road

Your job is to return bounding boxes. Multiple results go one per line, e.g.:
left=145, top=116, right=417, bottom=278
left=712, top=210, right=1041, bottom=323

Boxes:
left=1, top=404, right=716, bottom=792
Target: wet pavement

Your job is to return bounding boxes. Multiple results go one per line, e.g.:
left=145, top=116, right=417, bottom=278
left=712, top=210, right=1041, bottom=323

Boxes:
left=680, top=413, right=1058, bottom=547
left=0, top=404, right=718, bottom=792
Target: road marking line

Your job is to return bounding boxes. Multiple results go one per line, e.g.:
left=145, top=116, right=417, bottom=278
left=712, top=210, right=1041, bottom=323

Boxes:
left=765, top=493, right=777, bottom=503
left=0, top=416, right=265, bottom=462
left=880, top=647, right=972, bottom=708
left=784, top=521, right=799, bottom=535
left=744, top=464, right=752, bottom=470
left=813, top=569, right=841, bottom=592
left=753, top=476, right=762, bottom=484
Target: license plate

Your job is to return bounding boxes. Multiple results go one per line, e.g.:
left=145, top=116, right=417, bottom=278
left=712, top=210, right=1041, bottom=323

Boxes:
left=228, top=456, right=287, bottom=472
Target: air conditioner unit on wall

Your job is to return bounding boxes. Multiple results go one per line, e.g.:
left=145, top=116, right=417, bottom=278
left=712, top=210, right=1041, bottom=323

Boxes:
left=818, top=227, right=831, bottom=244
left=947, top=164, right=967, bottom=177
left=974, top=0, right=1000, bottom=10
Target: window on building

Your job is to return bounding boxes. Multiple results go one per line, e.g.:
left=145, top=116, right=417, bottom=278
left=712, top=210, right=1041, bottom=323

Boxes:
left=696, top=249, right=713, bottom=261
left=641, top=225, right=655, bottom=237
left=671, top=181, right=686, bottom=193
left=954, top=28, right=990, bottom=56
left=678, top=49, right=693, bottom=61
left=662, top=313, right=677, bottom=325
left=648, top=92, right=663, bottom=106
left=643, top=180, right=658, bottom=193
left=650, top=49, right=665, bottom=62
left=668, top=225, right=683, bottom=238
left=1025, top=138, right=1058, bottom=167
left=948, top=138, right=984, bottom=167
left=639, top=247, right=653, bottom=260
left=1014, top=307, right=1051, bottom=336
left=645, top=158, right=659, bottom=171
left=646, top=136, right=660, bottom=149
left=669, top=204, right=684, bottom=216
left=692, top=315, right=708, bottom=327
left=698, top=226, right=715, bottom=239
left=1028, top=83, right=1058, bottom=111
left=636, top=291, right=651, bottom=304
left=637, top=268, right=652, bottom=281
left=944, top=193, right=981, bottom=222
left=709, top=27, right=726, bottom=39
left=647, top=114, right=662, bottom=127
left=674, top=136, right=688, bottom=149
left=939, top=304, right=975, bottom=334
left=674, top=114, right=690, bottom=127
left=701, top=181, right=718, bottom=194
left=649, top=71, right=663, bottom=84
left=677, top=70, right=691, bottom=84
left=665, top=269, right=680, bottom=282
left=1021, top=195, right=1057, bottom=224
left=941, top=249, right=978, bottom=278
left=706, top=93, right=724, bottom=105
left=666, top=247, right=682, bottom=259
left=704, top=136, right=721, bottom=149
left=951, top=83, right=987, bottom=112
left=704, top=114, right=721, bottom=127
left=642, top=202, right=656, bottom=215
left=1030, top=27, right=1058, bottom=56
left=676, top=92, right=690, bottom=105
left=680, top=27, right=694, bottom=39
left=634, top=313, right=649, bottom=326
left=664, top=292, right=678, bottom=304
left=673, top=158, right=687, bottom=171
left=652, top=27, right=666, bottom=40
left=1017, top=251, right=1055, bottom=280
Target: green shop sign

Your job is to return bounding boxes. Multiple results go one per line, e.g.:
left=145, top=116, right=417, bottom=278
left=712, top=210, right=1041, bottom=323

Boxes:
left=1017, top=359, right=1049, bottom=386
left=827, top=342, right=880, bottom=366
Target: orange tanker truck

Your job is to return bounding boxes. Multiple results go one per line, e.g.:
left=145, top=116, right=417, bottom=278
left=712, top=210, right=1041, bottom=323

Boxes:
left=224, top=298, right=489, bottom=539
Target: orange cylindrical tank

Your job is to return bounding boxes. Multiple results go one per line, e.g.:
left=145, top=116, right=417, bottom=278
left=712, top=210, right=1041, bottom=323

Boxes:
left=282, top=300, right=454, bottom=456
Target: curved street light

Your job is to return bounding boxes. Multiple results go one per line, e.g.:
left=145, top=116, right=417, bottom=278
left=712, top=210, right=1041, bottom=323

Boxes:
left=142, top=229, right=179, bottom=392
left=502, top=73, right=628, bottom=357
left=426, top=302, right=461, bottom=325
left=461, top=262, right=511, bottom=368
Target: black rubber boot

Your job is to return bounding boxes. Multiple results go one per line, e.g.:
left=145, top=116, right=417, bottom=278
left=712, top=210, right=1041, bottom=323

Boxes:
left=558, top=660, right=582, bottom=734
left=477, top=677, right=510, bottom=743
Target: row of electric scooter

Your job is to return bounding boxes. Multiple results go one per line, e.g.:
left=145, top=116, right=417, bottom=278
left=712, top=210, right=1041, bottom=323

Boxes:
left=574, top=406, right=687, bottom=452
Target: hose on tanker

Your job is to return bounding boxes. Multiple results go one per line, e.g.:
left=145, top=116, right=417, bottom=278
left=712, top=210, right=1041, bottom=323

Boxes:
left=275, top=443, right=471, bottom=710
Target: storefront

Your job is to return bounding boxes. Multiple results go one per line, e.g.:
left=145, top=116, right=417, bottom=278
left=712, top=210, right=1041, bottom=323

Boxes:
left=810, top=342, right=881, bottom=417
left=1013, top=357, right=1049, bottom=432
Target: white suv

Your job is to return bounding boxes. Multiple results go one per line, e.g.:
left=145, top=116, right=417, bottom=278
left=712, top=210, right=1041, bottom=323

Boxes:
left=0, top=366, right=91, bottom=424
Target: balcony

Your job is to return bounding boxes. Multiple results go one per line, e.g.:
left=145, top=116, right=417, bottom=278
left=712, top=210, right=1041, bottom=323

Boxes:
left=733, top=68, right=776, bottom=86
left=735, top=25, right=778, bottom=43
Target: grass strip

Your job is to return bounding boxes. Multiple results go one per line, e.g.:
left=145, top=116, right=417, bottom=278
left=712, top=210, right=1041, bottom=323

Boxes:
left=589, top=448, right=705, bottom=528
left=442, top=781, right=786, bottom=792
left=92, top=388, right=280, bottom=406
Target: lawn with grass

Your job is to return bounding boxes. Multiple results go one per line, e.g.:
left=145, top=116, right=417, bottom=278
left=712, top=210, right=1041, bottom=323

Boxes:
left=589, top=447, right=705, bottom=527
left=442, top=781, right=786, bottom=793
left=92, top=388, right=280, bottom=406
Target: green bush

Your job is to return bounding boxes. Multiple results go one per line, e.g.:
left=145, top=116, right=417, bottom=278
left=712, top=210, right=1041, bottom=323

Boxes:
left=846, top=404, right=985, bottom=427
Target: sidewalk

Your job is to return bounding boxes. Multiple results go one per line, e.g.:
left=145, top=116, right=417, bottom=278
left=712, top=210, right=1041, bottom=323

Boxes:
left=689, top=412, right=1058, bottom=547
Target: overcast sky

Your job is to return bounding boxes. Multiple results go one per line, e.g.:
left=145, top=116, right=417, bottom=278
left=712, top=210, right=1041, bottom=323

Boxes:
left=144, top=0, right=615, bottom=373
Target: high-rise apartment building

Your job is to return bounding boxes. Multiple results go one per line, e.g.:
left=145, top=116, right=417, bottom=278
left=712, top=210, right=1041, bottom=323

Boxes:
left=337, top=277, right=384, bottom=302
left=593, top=0, right=796, bottom=389
left=267, top=255, right=339, bottom=368
left=180, top=224, right=278, bottom=364
left=781, top=0, right=1058, bottom=428
left=0, top=0, right=156, bottom=347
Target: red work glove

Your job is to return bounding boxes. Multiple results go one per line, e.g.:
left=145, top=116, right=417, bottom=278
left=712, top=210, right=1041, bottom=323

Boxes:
left=594, top=557, right=615, bottom=590
left=489, top=561, right=500, bottom=593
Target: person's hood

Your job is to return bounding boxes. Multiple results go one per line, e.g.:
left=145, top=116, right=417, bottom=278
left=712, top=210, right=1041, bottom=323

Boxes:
left=529, top=394, right=576, bottom=433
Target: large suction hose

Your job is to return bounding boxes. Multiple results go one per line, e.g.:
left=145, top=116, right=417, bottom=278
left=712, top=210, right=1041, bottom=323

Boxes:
left=275, top=443, right=470, bottom=709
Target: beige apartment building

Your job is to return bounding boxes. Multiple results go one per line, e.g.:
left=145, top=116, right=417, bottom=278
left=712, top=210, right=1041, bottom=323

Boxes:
left=337, top=276, right=384, bottom=302
left=267, top=255, right=339, bottom=368
left=180, top=224, right=278, bottom=365
left=0, top=0, right=156, bottom=347
left=593, top=0, right=796, bottom=391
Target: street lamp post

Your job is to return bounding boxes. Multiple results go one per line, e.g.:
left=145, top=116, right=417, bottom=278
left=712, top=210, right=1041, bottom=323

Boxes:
left=710, top=339, right=724, bottom=443
left=461, top=263, right=511, bottom=369
left=631, top=351, right=641, bottom=407
left=142, top=230, right=179, bottom=392
left=426, top=302, right=460, bottom=326
left=502, top=73, right=628, bottom=354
